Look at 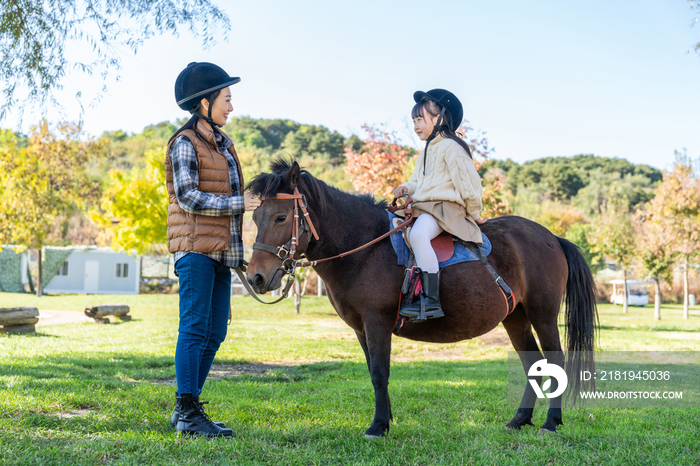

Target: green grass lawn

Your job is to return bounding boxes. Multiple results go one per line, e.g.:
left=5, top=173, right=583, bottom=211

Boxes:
left=0, top=294, right=698, bottom=465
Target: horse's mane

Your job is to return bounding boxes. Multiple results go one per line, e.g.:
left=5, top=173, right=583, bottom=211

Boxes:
left=246, top=158, right=389, bottom=215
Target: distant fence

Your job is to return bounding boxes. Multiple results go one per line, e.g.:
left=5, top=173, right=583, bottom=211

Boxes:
left=140, top=256, right=176, bottom=280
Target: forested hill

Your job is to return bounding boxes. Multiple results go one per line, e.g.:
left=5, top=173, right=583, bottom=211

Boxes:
left=96, top=116, right=662, bottom=214
left=480, top=155, right=662, bottom=216
left=98, top=116, right=363, bottom=190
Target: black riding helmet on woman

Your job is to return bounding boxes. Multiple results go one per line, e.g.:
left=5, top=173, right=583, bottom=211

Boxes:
left=165, top=62, right=261, bottom=438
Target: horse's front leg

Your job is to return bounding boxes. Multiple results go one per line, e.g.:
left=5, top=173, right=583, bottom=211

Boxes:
left=357, top=320, right=393, bottom=438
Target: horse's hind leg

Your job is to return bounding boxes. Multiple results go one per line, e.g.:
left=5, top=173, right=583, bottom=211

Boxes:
left=530, top=319, right=565, bottom=433
left=502, top=306, right=544, bottom=430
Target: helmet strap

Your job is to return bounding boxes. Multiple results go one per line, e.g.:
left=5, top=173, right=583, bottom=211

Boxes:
left=422, top=107, right=446, bottom=175
left=435, top=107, right=446, bottom=130
left=193, top=91, right=222, bottom=129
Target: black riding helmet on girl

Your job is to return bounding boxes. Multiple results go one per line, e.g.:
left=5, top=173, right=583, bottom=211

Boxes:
left=412, top=88, right=472, bottom=174
left=174, top=62, right=241, bottom=128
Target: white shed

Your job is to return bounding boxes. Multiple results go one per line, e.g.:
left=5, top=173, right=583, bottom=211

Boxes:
left=43, top=247, right=140, bottom=295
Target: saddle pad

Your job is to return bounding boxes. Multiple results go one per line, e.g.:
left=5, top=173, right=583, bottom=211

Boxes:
left=387, top=212, right=492, bottom=268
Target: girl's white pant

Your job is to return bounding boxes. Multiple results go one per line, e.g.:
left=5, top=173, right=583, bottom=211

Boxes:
left=409, top=214, right=443, bottom=273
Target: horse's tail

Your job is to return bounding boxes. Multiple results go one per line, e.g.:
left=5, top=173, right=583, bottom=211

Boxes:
left=557, top=236, right=598, bottom=398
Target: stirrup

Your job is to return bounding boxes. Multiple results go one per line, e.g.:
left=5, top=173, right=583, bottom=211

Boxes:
left=400, top=296, right=444, bottom=323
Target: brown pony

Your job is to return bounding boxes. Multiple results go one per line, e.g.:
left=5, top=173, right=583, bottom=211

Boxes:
left=246, top=160, right=597, bottom=437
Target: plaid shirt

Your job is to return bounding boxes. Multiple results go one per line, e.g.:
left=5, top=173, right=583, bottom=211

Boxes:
left=170, top=132, right=245, bottom=269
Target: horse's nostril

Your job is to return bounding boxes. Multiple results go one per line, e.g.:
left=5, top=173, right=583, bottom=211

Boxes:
left=253, top=273, right=265, bottom=288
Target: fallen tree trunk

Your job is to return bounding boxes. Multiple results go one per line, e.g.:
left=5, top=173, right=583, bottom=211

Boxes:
left=0, top=307, right=40, bottom=326
left=0, top=324, right=36, bottom=334
left=84, top=305, right=129, bottom=319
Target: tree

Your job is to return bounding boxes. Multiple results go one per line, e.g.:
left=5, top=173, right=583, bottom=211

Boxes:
left=0, top=0, right=230, bottom=121
left=344, top=124, right=412, bottom=200
left=564, top=223, right=603, bottom=274
left=456, top=121, right=495, bottom=172
left=292, top=267, right=312, bottom=315
left=480, top=170, right=512, bottom=218
left=0, top=121, right=103, bottom=296
left=690, top=0, right=700, bottom=53
left=645, top=153, right=700, bottom=319
left=587, top=205, right=635, bottom=313
left=90, top=149, right=168, bottom=255
left=632, top=210, right=673, bottom=320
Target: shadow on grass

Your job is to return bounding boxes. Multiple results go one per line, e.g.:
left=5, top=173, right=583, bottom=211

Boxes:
left=0, top=353, right=514, bottom=437
left=0, top=353, right=510, bottom=387
left=596, top=325, right=700, bottom=332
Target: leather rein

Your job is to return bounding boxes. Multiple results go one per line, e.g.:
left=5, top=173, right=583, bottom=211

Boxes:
left=241, top=188, right=414, bottom=304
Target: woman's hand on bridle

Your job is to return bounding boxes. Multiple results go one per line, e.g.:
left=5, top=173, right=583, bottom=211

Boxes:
left=244, top=193, right=262, bottom=211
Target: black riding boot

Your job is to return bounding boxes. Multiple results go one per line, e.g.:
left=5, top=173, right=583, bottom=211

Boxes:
left=399, top=271, right=444, bottom=323
left=176, top=393, right=234, bottom=438
left=170, top=393, right=226, bottom=428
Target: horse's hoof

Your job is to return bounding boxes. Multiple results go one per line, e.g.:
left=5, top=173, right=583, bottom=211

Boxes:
left=505, top=424, right=521, bottom=431
left=364, top=425, right=388, bottom=438
left=539, top=427, right=558, bottom=434
left=364, top=434, right=383, bottom=439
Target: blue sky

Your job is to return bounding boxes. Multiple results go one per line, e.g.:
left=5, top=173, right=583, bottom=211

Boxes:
left=4, top=0, right=700, bottom=171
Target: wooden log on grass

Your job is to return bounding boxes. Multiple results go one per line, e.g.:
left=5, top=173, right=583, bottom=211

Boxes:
left=84, top=305, right=130, bottom=323
left=0, top=324, right=36, bottom=334
left=0, top=307, right=40, bottom=326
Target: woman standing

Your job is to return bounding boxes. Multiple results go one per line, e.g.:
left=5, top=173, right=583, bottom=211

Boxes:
left=165, top=62, right=261, bottom=438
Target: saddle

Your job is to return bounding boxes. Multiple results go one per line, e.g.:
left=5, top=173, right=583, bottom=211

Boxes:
left=393, top=223, right=516, bottom=336
left=403, top=228, right=455, bottom=262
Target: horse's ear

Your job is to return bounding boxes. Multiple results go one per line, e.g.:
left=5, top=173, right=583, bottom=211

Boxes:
left=283, top=161, right=301, bottom=191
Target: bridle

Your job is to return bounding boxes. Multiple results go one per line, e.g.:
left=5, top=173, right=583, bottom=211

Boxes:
left=242, top=187, right=413, bottom=304
left=253, top=187, right=319, bottom=271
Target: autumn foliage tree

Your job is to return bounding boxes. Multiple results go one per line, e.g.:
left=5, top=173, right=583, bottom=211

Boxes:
left=456, top=121, right=493, bottom=172
left=644, top=155, right=700, bottom=319
left=456, top=121, right=511, bottom=218
left=343, top=124, right=411, bottom=200
left=90, top=149, right=168, bottom=255
left=344, top=120, right=510, bottom=219
left=632, top=210, right=673, bottom=320
left=0, top=121, right=103, bottom=296
left=588, top=205, right=635, bottom=313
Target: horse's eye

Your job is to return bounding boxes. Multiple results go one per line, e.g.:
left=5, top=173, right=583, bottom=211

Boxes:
left=275, top=215, right=286, bottom=223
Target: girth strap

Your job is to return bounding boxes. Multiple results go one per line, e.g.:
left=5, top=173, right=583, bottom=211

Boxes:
left=462, top=241, right=516, bottom=319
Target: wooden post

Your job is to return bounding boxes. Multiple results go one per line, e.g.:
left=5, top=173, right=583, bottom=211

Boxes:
left=36, top=248, right=43, bottom=298
left=683, top=255, right=690, bottom=319
left=653, top=277, right=661, bottom=321
left=622, top=270, right=628, bottom=314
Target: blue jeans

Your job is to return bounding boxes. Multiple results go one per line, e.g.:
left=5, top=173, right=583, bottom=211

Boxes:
left=174, top=253, right=231, bottom=396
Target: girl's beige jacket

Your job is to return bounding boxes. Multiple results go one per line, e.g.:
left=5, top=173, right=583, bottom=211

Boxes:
left=400, top=134, right=483, bottom=220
